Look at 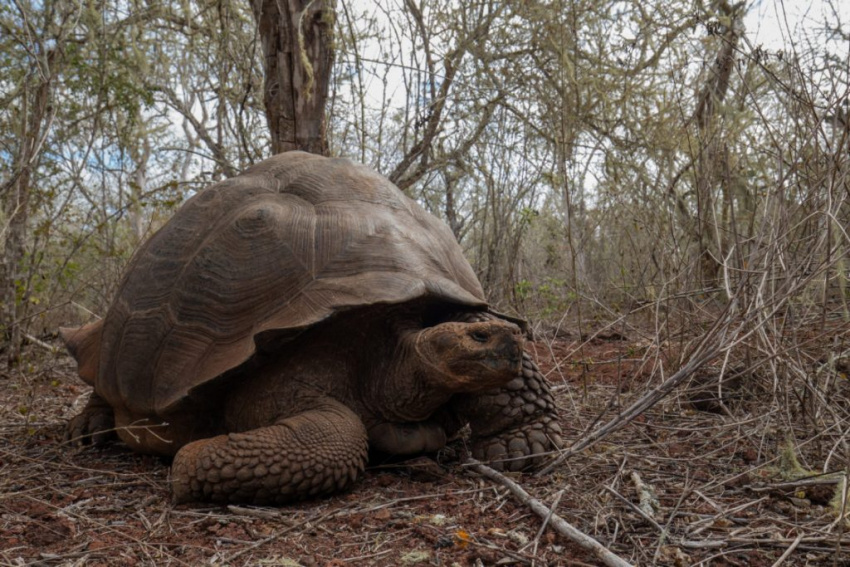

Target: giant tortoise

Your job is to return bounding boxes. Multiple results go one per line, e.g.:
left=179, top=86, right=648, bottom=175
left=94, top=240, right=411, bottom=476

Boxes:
left=61, top=151, right=563, bottom=504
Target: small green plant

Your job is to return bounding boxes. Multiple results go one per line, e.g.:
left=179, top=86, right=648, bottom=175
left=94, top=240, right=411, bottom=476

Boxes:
left=778, top=438, right=810, bottom=481
left=514, top=279, right=533, bottom=301
left=829, top=475, right=849, bottom=524
left=773, top=439, right=850, bottom=524
left=512, top=277, right=574, bottom=318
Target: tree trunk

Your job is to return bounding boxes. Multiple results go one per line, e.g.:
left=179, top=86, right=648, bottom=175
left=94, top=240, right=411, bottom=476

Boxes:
left=251, top=0, right=335, bottom=156
left=129, top=135, right=152, bottom=245
left=2, top=59, right=55, bottom=365
left=691, top=0, right=743, bottom=287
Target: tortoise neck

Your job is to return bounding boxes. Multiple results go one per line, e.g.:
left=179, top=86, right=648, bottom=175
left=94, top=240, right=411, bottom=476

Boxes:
left=369, top=329, right=453, bottom=423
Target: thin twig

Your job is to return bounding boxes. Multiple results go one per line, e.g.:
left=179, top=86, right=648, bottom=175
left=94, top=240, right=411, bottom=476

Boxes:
left=770, top=532, right=804, bottom=567
left=467, top=459, right=634, bottom=567
left=24, top=333, right=58, bottom=354
left=530, top=489, right=564, bottom=563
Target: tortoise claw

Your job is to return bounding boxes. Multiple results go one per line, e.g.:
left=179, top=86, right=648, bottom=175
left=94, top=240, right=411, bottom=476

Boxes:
left=65, top=393, right=116, bottom=446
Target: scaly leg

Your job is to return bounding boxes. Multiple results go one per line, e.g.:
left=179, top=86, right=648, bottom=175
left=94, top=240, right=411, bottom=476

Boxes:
left=171, top=399, right=368, bottom=504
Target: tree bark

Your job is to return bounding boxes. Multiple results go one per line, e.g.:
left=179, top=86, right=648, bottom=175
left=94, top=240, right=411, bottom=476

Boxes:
left=251, top=0, right=335, bottom=156
left=2, top=54, right=55, bottom=364
left=691, top=1, right=743, bottom=287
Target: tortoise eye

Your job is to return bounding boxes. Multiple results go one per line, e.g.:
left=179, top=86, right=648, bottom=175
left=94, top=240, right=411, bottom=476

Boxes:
left=470, top=330, right=490, bottom=343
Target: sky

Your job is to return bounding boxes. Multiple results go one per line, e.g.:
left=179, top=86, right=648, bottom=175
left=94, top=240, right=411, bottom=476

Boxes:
left=745, top=0, right=849, bottom=50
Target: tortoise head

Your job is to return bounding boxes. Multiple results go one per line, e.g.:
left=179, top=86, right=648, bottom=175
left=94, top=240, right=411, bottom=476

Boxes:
left=413, top=320, right=524, bottom=393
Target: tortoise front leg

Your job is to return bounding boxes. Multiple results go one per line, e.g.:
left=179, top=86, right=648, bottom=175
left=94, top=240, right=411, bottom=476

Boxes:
left=450, top=351, right=564, bottom=471
left=171, top=400, right=368, bottom=504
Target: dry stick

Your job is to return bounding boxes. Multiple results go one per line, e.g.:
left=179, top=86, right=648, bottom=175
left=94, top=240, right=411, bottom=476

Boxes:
left=530, top=489, right=564, bottom=563
left=24, top=332, right=58, bottom=353
left=630, top=471, right=659, bottom=520
left=748, top=475, right=846, bottom=493
left=770, top=532, right=804, bottom=567
left=226, top=505, right=281, bottom=520
left=467, top=459, right=634, bottom=567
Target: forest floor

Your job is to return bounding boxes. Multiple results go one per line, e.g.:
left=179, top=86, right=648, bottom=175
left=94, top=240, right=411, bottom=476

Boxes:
left=1, top=324, right=849, bottom=567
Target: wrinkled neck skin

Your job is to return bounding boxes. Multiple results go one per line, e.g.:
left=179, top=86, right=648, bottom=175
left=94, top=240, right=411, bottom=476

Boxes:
left=364, top=328, right=454, bottom=425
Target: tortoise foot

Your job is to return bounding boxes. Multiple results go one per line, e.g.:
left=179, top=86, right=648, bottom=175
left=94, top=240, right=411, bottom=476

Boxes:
left=65, top=393, right=116, bottom=446
left=471, top=416, right=563, bottom=471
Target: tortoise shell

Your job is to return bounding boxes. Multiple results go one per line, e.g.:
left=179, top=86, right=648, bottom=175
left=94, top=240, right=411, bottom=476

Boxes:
left=91, top=152, right=486, bottom=415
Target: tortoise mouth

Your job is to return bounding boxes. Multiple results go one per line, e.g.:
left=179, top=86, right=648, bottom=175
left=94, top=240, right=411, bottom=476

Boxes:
left=474, top=341, right=522, bottom=370
left=451, top=333, right=524, bottom=391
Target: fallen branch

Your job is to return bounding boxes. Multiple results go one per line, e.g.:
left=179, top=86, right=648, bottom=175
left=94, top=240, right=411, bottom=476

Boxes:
left=466, top=459, right=634, bottom=567
left=630, top=471, right=659, bottom=520
left=747, top=473, right=846, bottom=492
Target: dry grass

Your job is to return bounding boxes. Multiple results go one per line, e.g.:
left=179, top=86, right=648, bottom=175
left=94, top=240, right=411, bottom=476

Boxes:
left=1, top=322, right=849, bottom=566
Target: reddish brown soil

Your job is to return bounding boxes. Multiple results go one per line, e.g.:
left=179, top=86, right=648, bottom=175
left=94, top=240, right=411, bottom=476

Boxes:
left=1, top=329, right=847, bottom=566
